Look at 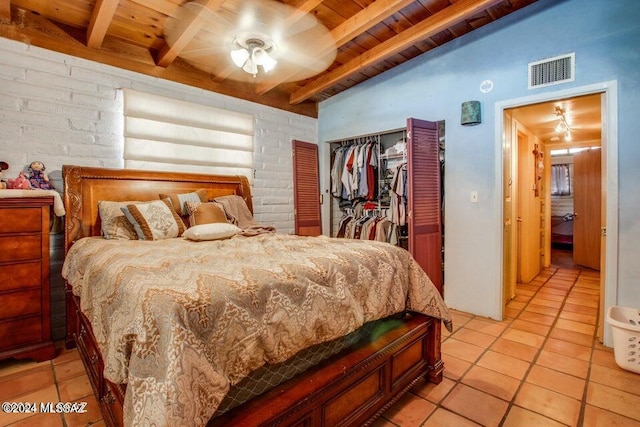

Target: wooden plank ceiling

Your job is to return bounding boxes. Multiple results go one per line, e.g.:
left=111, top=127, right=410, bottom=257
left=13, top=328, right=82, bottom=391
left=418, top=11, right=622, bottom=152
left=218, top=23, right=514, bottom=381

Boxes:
left=0, top=0, right=537, bottom=117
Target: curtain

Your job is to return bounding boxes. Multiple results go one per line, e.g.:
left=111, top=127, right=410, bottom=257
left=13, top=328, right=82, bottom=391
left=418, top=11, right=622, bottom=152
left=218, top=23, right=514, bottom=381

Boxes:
left=551, top=164, right=571, bottom=195
left=123, top=89, right=254, bottom=181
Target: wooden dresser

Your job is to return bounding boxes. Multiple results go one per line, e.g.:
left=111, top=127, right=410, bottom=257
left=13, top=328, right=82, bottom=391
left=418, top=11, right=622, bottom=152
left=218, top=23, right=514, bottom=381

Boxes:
left=0, top=197, right=56, bottom=362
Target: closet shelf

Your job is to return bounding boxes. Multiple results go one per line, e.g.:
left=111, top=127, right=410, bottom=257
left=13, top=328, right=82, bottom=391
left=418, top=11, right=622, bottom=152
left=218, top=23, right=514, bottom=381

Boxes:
left=379, top=153, right=405, bottom=160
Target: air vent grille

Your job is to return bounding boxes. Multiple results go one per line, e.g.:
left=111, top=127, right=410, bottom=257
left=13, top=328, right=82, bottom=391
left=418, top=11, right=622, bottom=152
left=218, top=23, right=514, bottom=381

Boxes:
left=528, top=53, right=575, bottom=89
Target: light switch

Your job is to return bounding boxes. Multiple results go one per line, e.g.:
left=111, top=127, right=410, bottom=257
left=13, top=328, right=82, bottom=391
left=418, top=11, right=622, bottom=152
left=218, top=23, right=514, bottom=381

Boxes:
left=470, top=191, right=478, bottom=203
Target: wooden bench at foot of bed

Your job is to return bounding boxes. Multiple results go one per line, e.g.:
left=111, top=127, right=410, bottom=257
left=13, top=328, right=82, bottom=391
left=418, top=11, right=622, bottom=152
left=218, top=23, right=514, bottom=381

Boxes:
left=209, top=313, right=443, bottom=427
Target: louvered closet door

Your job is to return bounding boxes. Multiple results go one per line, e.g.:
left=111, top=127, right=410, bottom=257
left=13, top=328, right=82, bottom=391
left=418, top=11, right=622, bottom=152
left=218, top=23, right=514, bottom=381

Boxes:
left=407, top=119, right=442, bottom=294
left=292, top=140, right=322, bottom=236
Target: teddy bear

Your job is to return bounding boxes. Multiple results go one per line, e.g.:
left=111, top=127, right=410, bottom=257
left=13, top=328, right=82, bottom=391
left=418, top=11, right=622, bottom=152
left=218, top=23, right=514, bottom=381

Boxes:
left=0, top=161, right=7, bottom=189
left=7, top=171, right=31, bottom=189
left=28, top=160, right=53, bottom=190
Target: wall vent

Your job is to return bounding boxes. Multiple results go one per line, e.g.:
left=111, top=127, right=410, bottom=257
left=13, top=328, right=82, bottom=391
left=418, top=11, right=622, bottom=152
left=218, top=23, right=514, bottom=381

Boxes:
left=528, top=53, right=575, bottom=89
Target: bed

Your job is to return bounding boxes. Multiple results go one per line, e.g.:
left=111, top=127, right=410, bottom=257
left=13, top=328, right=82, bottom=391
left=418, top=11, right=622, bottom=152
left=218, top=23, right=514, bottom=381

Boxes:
left=61, top=165, right=451, bottom=427
left=551, top=214, right=574, bottom=246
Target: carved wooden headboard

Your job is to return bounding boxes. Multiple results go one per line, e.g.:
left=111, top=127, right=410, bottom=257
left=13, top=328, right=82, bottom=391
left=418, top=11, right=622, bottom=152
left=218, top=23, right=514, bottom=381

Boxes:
left=62, top=165, right=252, bottom=253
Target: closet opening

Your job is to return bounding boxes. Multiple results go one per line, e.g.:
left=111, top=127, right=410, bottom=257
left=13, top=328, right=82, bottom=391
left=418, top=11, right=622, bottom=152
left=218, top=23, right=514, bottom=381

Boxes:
left=325, top=119, right=445, bottom=294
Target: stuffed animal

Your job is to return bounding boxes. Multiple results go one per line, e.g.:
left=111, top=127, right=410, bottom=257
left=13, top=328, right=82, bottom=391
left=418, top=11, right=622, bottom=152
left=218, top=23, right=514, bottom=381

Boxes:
left=7, top=171, right=31, bottom=189
left=0, top=161, right=7, bottom=189
left=28, top=161, right=53, bottom=190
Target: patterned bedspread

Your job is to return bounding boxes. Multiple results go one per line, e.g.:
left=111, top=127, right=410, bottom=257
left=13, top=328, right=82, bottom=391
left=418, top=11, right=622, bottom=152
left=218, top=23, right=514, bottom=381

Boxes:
left=62, top=233, right=451, bottom=426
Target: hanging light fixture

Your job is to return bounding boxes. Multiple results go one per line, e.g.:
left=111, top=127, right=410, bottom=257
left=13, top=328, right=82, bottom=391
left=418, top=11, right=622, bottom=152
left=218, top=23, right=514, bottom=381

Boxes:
left=230, top=35, right=277, bottom=77
left=554, top=106, right=572, bottom=141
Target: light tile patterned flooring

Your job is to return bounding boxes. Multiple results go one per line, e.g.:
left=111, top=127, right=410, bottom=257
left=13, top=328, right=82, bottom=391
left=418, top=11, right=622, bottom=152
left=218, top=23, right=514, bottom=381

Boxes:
left=1, top=261, right=640, bottom=426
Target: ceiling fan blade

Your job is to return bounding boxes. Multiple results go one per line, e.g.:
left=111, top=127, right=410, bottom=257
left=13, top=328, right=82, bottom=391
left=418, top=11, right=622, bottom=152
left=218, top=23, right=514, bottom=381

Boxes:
left=164, top=0, right=337, bottom=84
left=182, top=1, right=235, bottom=30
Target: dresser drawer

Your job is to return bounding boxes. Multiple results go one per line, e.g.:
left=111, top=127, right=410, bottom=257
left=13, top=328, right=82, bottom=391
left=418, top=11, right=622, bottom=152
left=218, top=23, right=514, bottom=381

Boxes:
left=0, top=207, right=41, bottom=233
left=0, top=317, right=42, bottom=348
left=0, top=289, right=42, bottom=319
left=0, top=262, right=41, bottom=292
left=0, top=235, right=42, bottom=263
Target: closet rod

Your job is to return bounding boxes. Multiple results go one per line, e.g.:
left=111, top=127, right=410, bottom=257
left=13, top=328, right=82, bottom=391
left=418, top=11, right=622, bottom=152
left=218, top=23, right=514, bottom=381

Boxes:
left=325, top=127, right=405, bottom=144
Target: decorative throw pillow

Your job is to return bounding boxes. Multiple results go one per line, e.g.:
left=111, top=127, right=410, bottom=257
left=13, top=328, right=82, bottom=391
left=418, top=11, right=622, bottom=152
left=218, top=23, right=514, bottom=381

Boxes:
left=183, top=223, right=240, bottom=241
left=98, top=200, right=142, bottom=240
left=184, top=201, right=228, bottom=226
left=159, top=189, right=208, bottom=216
left=210, top=195, right=256, bottom=227
left=121, top=199, right=186, bottom=240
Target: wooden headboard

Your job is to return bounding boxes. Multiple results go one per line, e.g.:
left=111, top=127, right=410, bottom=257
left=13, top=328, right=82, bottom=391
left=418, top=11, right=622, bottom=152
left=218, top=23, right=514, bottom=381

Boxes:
left=62, top=165, right=252, bottom=253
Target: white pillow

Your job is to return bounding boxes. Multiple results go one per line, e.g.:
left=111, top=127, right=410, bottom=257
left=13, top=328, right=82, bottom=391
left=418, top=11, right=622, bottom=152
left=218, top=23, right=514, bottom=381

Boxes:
left=183, top=223, right=240, bottom=241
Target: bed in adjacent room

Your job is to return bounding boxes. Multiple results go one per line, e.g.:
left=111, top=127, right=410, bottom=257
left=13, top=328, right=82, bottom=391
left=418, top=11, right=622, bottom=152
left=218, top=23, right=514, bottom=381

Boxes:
left=61, top=165, right=451, bottom=427
left=551, top=213, right=574, bottom=246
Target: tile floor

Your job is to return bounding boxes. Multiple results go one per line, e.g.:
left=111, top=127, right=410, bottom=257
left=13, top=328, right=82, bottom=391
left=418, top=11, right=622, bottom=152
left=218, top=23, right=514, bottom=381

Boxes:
left=1, top=259, right=639, bottom=426
left=375, top=263, right=640, bottom=427
left=0, top=343, right=102, bottom=427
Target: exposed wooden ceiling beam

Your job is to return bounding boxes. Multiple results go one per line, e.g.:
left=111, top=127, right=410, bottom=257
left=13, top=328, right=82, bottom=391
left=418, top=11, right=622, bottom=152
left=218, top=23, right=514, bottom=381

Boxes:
left=156, top=0, right=225, bottom=68
left=129, top=0, right=179, bottom=17
left=290, top=0, right=503, bottom=104
left=0, top=0, right=10, bottom=24
left=285, top=0, right=325, bottom=23
left=331, top=0, right=415, bottom=47
left=86, top=0, right=119, bottom=49
left=257, top=0, right=413, bottom=95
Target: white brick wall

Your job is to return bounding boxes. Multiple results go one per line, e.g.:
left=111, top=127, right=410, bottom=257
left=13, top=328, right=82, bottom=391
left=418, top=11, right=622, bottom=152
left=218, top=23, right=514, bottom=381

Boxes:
left=0, top=37, right=318, bottom=234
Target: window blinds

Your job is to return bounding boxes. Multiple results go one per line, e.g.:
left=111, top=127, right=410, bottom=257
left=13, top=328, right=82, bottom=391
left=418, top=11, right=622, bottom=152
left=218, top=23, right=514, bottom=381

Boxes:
left=123, top=89, right=254, bottom=180
left=551, top=164, right=571, bottom=196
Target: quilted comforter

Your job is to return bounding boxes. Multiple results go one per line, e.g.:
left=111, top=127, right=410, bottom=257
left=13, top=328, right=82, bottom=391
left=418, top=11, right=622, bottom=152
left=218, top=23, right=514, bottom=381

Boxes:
left=62, top=233, right=451, bottom=426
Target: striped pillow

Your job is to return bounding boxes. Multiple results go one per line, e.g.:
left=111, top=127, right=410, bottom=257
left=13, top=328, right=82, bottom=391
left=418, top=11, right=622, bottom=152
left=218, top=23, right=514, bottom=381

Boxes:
left=121, top=199, right=186, bottom=240
left=160, top=189, right=208, bottom=216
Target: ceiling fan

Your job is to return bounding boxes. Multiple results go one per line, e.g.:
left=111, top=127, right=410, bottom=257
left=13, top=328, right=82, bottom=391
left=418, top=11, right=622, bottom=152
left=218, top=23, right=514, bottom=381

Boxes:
left=164, top=0, right=337, bottom=84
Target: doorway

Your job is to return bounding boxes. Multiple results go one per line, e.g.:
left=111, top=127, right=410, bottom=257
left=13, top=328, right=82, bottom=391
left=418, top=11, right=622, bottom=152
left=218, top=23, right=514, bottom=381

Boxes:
left=497, top=81, right=618, bottom=345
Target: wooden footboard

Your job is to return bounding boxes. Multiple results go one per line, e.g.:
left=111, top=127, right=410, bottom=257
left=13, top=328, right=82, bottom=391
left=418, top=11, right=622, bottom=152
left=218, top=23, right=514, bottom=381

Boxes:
left=66, top=282, right=443, bottom=427
left=210, top=313, right=442, bottom=427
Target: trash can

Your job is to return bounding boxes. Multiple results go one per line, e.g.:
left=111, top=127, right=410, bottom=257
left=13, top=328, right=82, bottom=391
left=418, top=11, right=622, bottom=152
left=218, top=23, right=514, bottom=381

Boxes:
left=605, top=306, right=640, bottom=374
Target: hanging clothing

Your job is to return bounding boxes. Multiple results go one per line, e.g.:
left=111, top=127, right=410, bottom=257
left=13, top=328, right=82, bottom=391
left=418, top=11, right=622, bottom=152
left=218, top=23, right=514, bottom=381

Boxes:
left=335, top=207, right=395, bottom=244
left=389, top=163, right=407, bottom=226
left=330, top=140, right=378, bottom=202
left=330, top=147, right=345, bottom=198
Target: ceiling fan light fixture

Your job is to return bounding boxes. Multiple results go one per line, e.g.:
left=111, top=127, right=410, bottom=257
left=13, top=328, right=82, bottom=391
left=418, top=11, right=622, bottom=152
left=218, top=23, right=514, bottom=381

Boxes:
left=253, top=47, right=277, bottom=73
left=554, top=105, right=572, bottom=141
left=230, top=35, right=277, bottom=77
left=242, top=58, right=259, bottom=75
left=230, top=48, right=250, bottom=67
